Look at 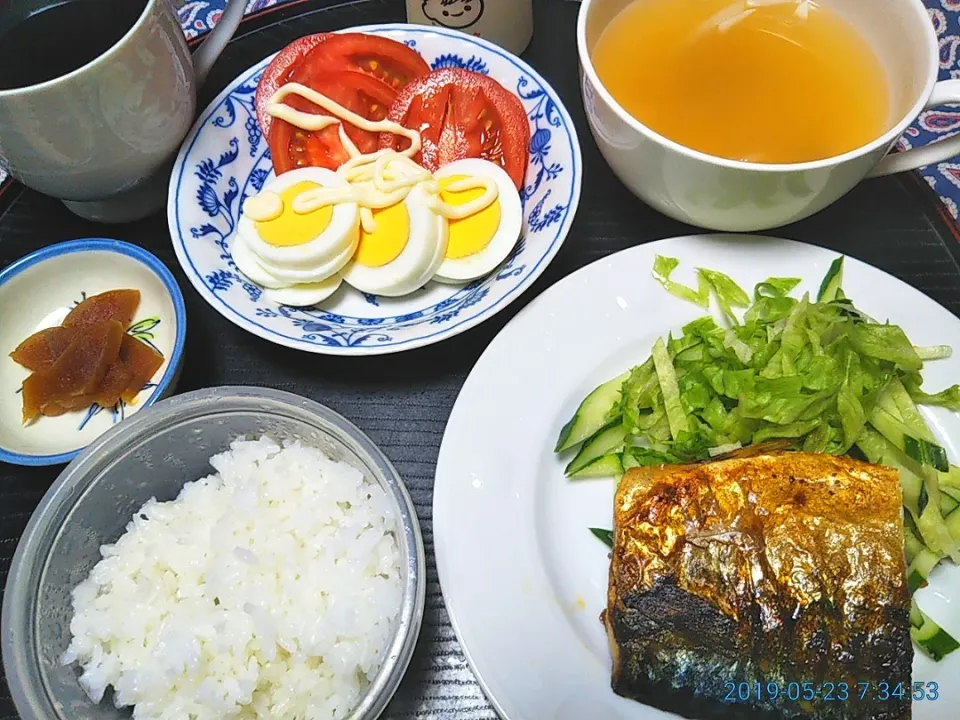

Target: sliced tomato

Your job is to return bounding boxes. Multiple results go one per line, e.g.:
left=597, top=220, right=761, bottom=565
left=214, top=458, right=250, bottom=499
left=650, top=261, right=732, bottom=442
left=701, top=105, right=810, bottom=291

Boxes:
left=256, top=33, right=330, bottom=138
left=380, top=69, right=530, bottom=190
left=268, top=70, right=397, bottom=174
left=293, top=33, right=430, bottom=92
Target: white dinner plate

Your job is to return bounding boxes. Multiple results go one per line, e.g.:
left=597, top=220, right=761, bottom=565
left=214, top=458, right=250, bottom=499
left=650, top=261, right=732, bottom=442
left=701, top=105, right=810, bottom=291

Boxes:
left=434, top=234, right=960, bottom=719
left=168, top=24, right=581, bottom=355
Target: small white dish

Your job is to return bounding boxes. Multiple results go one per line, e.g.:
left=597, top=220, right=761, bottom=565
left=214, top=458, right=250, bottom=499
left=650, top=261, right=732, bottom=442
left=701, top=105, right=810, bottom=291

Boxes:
left=168, top=23, right=582, bottom=355
left=0, top=239, right=187, bottom=466
left=434, top=234, right=960, bottom=719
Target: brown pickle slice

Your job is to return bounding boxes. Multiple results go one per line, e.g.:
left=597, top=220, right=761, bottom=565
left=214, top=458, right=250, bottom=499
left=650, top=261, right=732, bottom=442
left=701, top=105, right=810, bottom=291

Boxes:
left=92, top=359, right=134, bottom=409
left=119, top=335, right=164, bottom=405
left=62, top=289, right=141, bottom=329
left=37, top=402, right=71, bottom=417
left=10, top=326, right=81, bottom=371
left=21, top=320, right=124, bottom=423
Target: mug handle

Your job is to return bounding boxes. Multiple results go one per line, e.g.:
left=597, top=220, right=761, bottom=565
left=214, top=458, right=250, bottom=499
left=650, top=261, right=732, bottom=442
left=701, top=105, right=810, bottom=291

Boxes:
left=191, top=0, right=248, bottom=87
left=869, top=80, right=960, bottom=177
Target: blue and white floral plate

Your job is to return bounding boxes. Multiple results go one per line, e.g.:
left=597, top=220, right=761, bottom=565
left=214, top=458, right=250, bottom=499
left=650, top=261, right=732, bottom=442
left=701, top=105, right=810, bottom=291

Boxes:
left=0, top=239, right=187, bottom=466
left=168, top=23, right=581, bottom=355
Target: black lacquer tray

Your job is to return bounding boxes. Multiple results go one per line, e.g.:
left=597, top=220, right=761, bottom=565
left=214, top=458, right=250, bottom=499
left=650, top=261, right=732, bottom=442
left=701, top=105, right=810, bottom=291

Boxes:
left=3, top=1, right=960, bottom=717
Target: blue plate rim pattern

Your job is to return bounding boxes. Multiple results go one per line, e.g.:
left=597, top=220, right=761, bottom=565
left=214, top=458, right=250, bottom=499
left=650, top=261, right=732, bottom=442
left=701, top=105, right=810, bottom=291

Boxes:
left=168, top=22, right=583, bottom=356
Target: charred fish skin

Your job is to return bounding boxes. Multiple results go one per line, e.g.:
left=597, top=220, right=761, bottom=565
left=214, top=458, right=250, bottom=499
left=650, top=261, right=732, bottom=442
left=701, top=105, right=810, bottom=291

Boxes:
left=606, top=450, right=912, bottom=720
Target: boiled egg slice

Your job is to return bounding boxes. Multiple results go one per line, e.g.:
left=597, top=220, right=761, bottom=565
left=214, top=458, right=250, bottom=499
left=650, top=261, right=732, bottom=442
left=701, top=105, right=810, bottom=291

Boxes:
left=340, top=184, right=448, bottom=297
left=232, top=237, right=344, bottom=306
left=235, top=167, right=359, bottom=288
left=262, top=275, right=343, bottom=307
left=432, top=159, right=523, bottom=284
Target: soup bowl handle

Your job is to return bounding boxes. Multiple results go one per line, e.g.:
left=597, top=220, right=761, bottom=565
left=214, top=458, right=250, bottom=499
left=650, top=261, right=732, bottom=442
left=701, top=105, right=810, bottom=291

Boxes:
left=190, top=0, right=247, bottom=87
left=869, top=80, right=960, bottom=178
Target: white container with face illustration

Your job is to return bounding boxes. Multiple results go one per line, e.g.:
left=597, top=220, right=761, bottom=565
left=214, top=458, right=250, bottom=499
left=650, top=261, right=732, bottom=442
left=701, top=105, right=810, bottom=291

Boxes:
left=406, top=0, right=534, bottom=56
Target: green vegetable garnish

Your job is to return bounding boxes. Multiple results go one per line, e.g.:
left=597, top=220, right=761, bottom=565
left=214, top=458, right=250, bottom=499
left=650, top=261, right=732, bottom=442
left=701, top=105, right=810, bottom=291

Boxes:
left=817, top=256, right=844, bottom=302
left=590, top=527, right=614, bottom=548
left=699, top=268, right=750, bottom=325
left=652, top=255, right=709, bottom=308
left=558, top=254, right=960, bottom=659
left=912, top=603, right=960, bottom=661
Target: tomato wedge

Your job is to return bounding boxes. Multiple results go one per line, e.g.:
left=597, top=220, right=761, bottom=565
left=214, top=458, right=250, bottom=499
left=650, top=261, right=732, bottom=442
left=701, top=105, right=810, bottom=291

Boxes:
left=256, top=34, right=330, bottom=138
left=293, top=33, right=430, bottom=92
left=268, top=70, right=397, bottom=174
left=380, top=69, right=530, bottom=190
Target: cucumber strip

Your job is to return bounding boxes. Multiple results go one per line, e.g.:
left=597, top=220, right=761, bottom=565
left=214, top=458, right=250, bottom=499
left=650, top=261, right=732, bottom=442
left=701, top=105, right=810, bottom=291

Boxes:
left=857, top=428, right=958, bottom=560
left=936, top=471, right=960, bottom=547
left=856, top=428, right=922, bottom=517
left=916, top=472, right=960, bottom=561
left=911, top=600, right=924, bottom=628
left=652, top=338, right=689, bottom=440
left=911, top=604, right=960, bottom=661
left=817, top=256, right=844, bottom=302
left=939, top=465, right=960, bottom=491
left=905, top=525, right=925, bottom=565
left=569, top=453, right=624, bottom=480
left=905, top=436, right=951, bottom=473
left=945, top=505, right=960, bottom=539
left=942, top=494, right=959, bottom=516
left=555, top=371, right=630, bottom=453
left=869, top=406, right=949, bottom=472
left=565, top=424, right=628, bottom=476
left=908, top=549, right=941, bottom=593
left=941, top=485, right=960, bottom=503
left=885, top=378, right=936, bottom=442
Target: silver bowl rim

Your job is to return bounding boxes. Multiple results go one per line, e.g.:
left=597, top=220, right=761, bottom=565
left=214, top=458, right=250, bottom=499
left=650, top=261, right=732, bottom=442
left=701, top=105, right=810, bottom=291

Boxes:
left=1, top=386, right=426, bottom=720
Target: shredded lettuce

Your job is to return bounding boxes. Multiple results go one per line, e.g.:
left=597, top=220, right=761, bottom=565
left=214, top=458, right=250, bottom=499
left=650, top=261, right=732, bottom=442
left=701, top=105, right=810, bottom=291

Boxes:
left=905, top=381, right=960, bottom=411
left=652, top=255, right=709, bottom=308
left=755, top=277, right=802, bottom=300
left=652, top=337, right=689, bottom=440
left=699, top=268, right=750, bottom=325
left=613, top=256, right=959, bottom=468
left=915, top=345, right=953, bottom=361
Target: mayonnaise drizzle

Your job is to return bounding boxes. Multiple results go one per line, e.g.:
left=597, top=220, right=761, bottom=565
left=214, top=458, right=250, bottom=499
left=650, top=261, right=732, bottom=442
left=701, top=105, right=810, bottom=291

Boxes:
left=244, top=192, right=285, bottom=222
left=249, top=82, right=503, bottom=232
left=266, top=83, right=422, bottom=158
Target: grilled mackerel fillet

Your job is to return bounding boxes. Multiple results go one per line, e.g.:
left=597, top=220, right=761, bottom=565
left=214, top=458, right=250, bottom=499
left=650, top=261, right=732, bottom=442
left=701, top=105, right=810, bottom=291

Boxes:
left=605, top=449, right=912, bottom=719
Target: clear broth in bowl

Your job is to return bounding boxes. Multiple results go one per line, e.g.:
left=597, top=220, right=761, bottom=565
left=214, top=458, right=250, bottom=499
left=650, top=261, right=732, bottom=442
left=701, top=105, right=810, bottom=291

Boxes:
left=592, top=0, right=891, bottom=164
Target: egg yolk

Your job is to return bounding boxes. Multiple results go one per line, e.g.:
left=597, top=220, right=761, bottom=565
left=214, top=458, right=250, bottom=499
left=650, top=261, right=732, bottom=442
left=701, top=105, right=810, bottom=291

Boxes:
left=439, top=176, right=501, bottom=259
left=255, top=181, right=333, bottom=247
left=354, top=201, right=410, bottom=267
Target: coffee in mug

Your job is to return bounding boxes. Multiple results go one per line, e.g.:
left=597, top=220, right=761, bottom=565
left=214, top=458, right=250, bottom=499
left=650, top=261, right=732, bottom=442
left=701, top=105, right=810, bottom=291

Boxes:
left=0, top=0, right=150, bottom=92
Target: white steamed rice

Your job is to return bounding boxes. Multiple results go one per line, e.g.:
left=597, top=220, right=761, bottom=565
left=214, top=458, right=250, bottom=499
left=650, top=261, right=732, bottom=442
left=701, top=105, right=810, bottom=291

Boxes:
left=62, top=436, right=403, bottom=720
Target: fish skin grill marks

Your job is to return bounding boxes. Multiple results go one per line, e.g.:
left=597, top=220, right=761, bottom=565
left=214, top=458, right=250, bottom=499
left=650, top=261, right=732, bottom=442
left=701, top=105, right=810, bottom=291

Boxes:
left=604, top=449, right=913, bottom=720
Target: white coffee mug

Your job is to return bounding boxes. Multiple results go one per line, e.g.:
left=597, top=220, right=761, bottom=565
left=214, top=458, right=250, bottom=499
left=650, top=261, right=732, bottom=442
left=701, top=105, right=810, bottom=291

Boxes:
left=578, top=0, right=960, bottom=232
left=0, top=0, right=246, bottom=224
